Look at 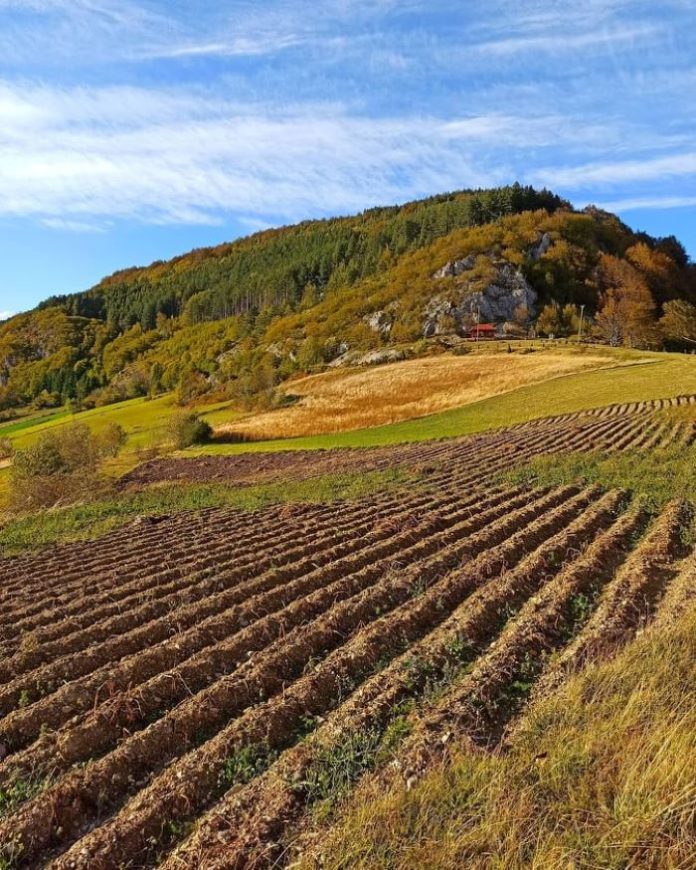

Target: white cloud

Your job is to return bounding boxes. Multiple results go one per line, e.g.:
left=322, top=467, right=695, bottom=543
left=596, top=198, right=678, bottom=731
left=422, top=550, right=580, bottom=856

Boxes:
left=139, top=34, right=307, bottom=60
left=1, top=1, right=694, bottom=239
left=2, top=81, right=577, bottom=225
left=0, top=311, right=14, bottom=321
left=41, top=217, right=111, bottom=232
left=535, top=152, right=696, bottom=188
left=472, top=23, right=662, bottom=57
left=1, top=78, right=694, bottom=229
left=596, top=195, right=696, bottom=212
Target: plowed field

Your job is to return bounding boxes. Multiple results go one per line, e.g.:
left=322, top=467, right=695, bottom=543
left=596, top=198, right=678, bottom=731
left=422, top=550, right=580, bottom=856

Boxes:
left=0, top=397, right=694, bottom=869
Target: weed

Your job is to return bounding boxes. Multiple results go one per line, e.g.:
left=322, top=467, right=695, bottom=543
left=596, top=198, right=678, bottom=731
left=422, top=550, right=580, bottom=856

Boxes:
left=0, top=843, right=22, bottom=870
left=303, top=727, right=392, bottom=815
left=568, top=592, right=594, bottom=628
left=217, top=744, right=277, bottom=794
left=0, top=776, right=48, bottom=819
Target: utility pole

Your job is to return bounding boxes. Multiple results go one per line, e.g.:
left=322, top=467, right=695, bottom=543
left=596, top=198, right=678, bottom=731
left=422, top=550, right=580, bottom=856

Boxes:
left=578, top=304, right=585, bottom=342
left=476, top=304, right=481, bottom=343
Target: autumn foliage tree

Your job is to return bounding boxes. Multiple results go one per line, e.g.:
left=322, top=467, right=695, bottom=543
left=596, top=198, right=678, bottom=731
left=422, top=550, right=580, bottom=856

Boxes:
left=660, top=300, right=696, bottom=347
left=536, top=302, right=580, bottom=337
left=593, top=255, right=660, bottom=349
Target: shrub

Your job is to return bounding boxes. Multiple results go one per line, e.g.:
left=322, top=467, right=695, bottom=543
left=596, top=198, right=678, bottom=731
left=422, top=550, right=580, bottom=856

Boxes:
left=10, top=423, right=124, bottom=511
left=96, top=422, right=127, bottom=457
left=175, top=369, right=210, bottom=406
left=170, top=411, right=212, bottom=449
left=0, top=437, right=12, bottom=460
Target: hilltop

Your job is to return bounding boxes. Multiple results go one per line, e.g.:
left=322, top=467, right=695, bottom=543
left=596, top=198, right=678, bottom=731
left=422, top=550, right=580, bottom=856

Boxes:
left=1, top=184, right=695, bottom=420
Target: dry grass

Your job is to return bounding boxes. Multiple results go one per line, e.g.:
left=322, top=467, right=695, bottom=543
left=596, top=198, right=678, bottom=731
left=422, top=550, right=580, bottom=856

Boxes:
left=302, top=598, right=696, bottom=870
left=218, top=351, right=615, bottom=440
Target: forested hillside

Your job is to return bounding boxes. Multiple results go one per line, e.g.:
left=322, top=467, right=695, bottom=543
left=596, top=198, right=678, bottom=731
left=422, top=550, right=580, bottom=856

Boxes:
left=1, top=184, right=695, bottom=415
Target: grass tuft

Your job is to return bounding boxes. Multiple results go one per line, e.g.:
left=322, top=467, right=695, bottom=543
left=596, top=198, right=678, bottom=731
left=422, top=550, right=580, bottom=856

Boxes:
left=304, top=603, right=696, bottom=870
left=503, top=443, right=696, bottom=511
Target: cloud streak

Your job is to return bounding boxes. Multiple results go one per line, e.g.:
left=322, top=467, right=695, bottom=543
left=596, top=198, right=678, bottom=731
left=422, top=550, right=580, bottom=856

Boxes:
left=535, top=153, right=696, bottom=189
left=0, top=0, right=694, bottom=253
left=0, top=81, right=574, bottom=225
left=1, top=77, right=695, bottom=231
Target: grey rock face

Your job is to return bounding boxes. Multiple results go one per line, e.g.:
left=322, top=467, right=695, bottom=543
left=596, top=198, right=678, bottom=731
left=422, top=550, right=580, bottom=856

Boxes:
left=363, top=310, right=394, bottom=336
left=432, top=255, right=476, bottom=279
left=327, top=347, right=407, bottom=368
left=355, top=348, right=407, bottom=366
left=530, top=232, right=553, bottom=260
left=422, top=298, right=457, bottom=337
left=423, top=260, right=537, bottom=337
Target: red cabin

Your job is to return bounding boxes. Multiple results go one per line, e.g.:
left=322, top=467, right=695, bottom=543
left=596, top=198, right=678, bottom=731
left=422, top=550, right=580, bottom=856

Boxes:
left=466, top=323, right=497, bottom=340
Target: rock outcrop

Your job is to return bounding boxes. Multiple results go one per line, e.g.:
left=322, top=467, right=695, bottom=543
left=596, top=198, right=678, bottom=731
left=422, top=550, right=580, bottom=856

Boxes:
left=363, top=310, right=394, bottom=336
left=432, top=255, right=476, bottom=279
left=530, top=231, right=553, bottom=260
left=424, top=258, right=537, bottom=337
left=328, top=347, right=408, bottom=368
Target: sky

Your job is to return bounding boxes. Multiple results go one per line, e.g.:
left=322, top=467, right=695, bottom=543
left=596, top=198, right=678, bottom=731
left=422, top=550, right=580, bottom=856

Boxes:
left=1, top=0, right=695, bottom=317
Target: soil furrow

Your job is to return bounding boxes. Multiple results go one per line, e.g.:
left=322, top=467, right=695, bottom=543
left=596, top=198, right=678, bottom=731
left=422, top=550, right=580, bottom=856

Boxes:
left=161, top=487, right=625, bottom=869
left=0, top=487, right=575, bottom=864
left=529, top=499, right=693, bottom=700
left=50, top=487, right=589, bottom=869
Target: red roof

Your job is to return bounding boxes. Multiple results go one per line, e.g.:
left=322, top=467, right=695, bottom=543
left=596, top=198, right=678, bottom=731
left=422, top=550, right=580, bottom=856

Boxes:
left=469, top=324, right=496, bottom=332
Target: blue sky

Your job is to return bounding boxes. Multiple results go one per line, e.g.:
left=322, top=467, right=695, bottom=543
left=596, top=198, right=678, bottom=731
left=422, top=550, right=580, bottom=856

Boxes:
left=1, top=0, right=695, bottom=317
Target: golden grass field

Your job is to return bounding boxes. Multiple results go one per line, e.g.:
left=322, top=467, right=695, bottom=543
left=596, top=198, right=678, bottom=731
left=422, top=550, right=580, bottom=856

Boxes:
left=216, top=350, right=636, bottom=440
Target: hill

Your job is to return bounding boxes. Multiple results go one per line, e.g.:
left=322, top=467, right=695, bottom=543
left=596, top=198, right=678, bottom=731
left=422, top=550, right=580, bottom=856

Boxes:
left=1, top=184, right=695, bottom=419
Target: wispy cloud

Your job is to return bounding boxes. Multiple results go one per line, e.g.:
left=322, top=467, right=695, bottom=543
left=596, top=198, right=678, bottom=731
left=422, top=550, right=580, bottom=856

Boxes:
left=596, top=195, right=696, bottom=212
left=2, top=81, right=582, bottom=225
left=41, top=217, right=111, bottom=232
left=141, top=34, right=305, bottom=59
left=1, top=0, right=696, bottom=305
left=472, top=23, right=662, bottom=57
left=535, top=152, right=696, bottom=188
left=1, top=76, right=694, bottom=230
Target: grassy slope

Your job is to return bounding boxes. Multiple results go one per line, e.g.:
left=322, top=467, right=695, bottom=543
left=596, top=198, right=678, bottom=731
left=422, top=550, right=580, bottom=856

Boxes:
left=504, top=441, right=696, bottom=511
left=1, top=348, right=693, bottom=475
left=216, top=348, right=613, bottom=441
left=194, top=351, right=696, bottom=454
left=0, top=408, right=69, bottom=436
left=307, top=601, right=696, bottom=870
left=0, top=396, right=242, bottom=493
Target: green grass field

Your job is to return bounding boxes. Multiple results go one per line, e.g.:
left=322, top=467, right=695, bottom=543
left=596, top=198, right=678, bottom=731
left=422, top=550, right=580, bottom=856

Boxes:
left=0, top=407, right=69, bottom=436
left=504, top=441, right=696, bottom=512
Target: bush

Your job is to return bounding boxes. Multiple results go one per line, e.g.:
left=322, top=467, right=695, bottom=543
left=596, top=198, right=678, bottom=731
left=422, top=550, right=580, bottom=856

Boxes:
left=452, top=343, right=472, bottom=356
left=175, top=369, right=210, bottom=406
left=170, top=411, right=212, bottom=449
left=0, top=437, right=13, bottom=460
left=96, top=422, right=127, bottom=457
left=10, top=423, right=124, bottom=511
